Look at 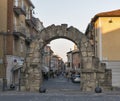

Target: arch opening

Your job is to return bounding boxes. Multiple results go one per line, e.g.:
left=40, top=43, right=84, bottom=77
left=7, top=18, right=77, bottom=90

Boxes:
left=40, top=38, right=81, bottom=91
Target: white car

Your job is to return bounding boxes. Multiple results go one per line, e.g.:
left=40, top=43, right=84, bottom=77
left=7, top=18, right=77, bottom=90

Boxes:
left=72, top=75, right=80, bottom=83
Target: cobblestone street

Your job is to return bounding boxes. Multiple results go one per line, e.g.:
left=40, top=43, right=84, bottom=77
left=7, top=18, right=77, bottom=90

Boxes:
left=0, top=75, right=120, bottom=101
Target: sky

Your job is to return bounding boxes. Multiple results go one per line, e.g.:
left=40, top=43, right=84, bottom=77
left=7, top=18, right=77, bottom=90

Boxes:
left=31, top=0, right=120, bottom=62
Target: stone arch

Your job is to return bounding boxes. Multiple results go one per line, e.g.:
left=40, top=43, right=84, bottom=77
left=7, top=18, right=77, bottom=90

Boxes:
left=21, top=24, right=112, bottom=92
left=38, top=24, right=82, bottom=48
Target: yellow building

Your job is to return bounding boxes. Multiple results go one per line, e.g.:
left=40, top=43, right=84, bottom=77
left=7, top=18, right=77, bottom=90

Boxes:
left=0, top=0, right=43, bottom=90
left=85, top=9, right=120, bottom=87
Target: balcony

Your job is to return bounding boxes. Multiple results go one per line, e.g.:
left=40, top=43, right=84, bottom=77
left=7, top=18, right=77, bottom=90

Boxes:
left=25, top=17, right=36, bottom=27
left=13, top=25, right=27, bottom=38
left=13, top=1, right=26, bottom=16
left=25, top=18, right=33, bottom=27
left=13, top=6, right=26, bottom=16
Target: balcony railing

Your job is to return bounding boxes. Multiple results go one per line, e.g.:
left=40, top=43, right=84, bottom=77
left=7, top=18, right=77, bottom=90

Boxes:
left=13, top=25, right=27, bottom=38
left=13, top=1, right=26, bottom=16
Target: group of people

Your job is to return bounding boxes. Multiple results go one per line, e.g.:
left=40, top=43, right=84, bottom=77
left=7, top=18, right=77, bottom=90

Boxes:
left=42, top=70, right=62, bottom=80
left=42, top=70, right=80, bottom=82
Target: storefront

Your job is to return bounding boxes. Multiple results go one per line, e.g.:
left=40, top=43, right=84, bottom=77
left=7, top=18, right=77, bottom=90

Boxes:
left=6, top=55, right=24, bottom=90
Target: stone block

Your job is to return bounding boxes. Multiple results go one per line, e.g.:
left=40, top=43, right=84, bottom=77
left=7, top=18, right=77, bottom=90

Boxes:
left=82, top=52, right=87, bottom=56
left=87, top=52, right=94, bottom=56
left=81, top=35, right=87, bottom=43
left=30, top=86, right=40, bottom=92
left=81, top=47, right=87, bottom=51
left=20, top=86, right=26, bottom=91
left=31, top=58, right=40, bottom=63
left=33, top=52, right=40, bottom=58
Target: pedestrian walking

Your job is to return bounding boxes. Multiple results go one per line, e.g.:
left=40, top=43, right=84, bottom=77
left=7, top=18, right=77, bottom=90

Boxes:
left=67, top=72, right=71, bottom=81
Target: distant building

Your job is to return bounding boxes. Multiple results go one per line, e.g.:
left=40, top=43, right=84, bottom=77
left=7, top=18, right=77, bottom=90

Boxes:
left=58, top=57, right=65, bottom=72
left=85, top=9, right=120, bottom=87
left=42, top=45, right=53, bottom=73
left=51, top=55, right=64, bottom=73
left=72, top=49, right=80, bottom=73
left=66, top=46, right=80, bottom=74
left=66, top=50, right=73, bottom=72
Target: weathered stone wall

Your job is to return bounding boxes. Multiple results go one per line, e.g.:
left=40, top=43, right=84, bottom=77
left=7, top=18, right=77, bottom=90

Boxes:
left=81, top=55, right=112, bottom=92
left=21, top=24, right=112, bottom=92
left=21, top=40, right=43, bottom=92
left=98, top=63, right=112, bottom=91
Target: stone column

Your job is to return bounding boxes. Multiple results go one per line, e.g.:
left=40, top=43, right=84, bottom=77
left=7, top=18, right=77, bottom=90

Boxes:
left=80, top=35, right=96, bottom=91
left=21, top=41, right=43, bottom=92
left=81, top=56, right=97, bottom=91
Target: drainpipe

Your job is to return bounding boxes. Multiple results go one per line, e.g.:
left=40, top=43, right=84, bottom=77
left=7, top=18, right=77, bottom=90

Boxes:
left=3, top=33, right=7, bottom=91
left=99, top=18, right=102, bottom=61
left=18, top=68, right=21, bottom=91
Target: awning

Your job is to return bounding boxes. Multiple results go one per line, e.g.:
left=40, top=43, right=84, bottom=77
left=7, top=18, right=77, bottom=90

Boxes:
left=12, top=65, right=22, bottom=71
left=41, top=66, right=49, bottom=73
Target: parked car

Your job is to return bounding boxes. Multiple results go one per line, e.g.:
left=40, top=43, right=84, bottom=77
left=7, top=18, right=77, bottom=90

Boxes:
left=72, top=75, right=80, bottom=83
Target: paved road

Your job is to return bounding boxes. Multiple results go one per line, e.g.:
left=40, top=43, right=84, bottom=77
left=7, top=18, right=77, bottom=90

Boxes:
left=0, top=75, right=120, bottom=101
left=0, top=91, right=120, bottom=101
left=42, top=75, right=80, bottom=93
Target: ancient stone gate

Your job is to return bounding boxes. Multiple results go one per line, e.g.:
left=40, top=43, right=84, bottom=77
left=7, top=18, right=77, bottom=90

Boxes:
left=21, top=24, right=112, bottom=92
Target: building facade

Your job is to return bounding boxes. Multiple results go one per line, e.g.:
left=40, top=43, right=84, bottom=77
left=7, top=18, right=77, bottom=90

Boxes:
left=66, top=46, right=80, bottom=74
left=72, top=49, right=80, bottom=73
left=0, top=0, right=44, bottom=90
left=85, top=9, right=120, bottom=87
left=66, top=50, right=73, bottom=72
left=50, top=55, right=64, bottom=73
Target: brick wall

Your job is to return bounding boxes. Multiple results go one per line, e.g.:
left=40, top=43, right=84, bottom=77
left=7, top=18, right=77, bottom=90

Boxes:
left=0, top=34, right=6, bottom=78
left=6, top=0, right=14, bottom=55
left=6, top=35, right=13, bottom=54
left=7, top=0, right=14, bottom=33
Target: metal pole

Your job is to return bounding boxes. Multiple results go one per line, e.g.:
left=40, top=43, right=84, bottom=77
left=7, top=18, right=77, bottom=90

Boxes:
left=2, top=78, right=6, bottom=91
left=18, top=68, right=21, bottom=91
left=3, top=33, right=7, bottom=91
